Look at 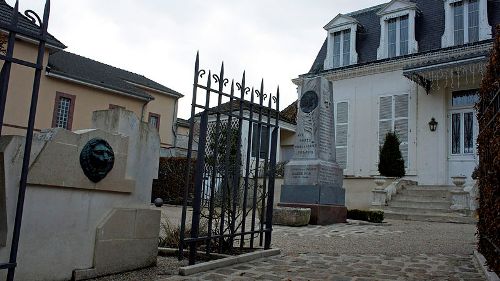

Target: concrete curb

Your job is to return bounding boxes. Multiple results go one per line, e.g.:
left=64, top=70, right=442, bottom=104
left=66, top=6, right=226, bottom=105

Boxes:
left=158, top=247, right=231, bottom=259
left=178, top=248, right=281, bottom=276
left=473, top=250, right=500, bottom=281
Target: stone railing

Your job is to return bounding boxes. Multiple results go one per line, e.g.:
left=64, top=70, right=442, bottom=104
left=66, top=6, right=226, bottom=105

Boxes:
left=450, top=180, right=478, bottom=214
left=371, top=178, right=417, bottom=207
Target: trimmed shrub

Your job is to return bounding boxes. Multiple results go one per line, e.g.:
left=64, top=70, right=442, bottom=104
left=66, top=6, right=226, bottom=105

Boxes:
left=152, top=157, right=195, bottom=205
left=378, top=131, right=405, bottom=178
left=347, top=209, right=384, bottom=223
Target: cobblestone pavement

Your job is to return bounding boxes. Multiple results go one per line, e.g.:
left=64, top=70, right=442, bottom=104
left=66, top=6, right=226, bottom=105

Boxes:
left=273, top=222, right=404, bottom=238
left=160, top=253, right=484, bottom=281
left=156, top=219, right=484, bottom=281
left=96, top=208, right=484, bottom=280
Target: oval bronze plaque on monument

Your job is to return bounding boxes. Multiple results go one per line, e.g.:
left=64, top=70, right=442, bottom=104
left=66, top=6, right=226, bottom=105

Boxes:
left=300, top=90, right=319, bottom=113
left=80, top=138, right=115, bottom=183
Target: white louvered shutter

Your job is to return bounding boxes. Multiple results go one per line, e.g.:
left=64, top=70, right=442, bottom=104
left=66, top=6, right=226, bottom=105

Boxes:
left=379, top=94, right=409, bottom=168
left=394, top=94, right=409, bottom=167
left=379, top=96, right=393, bottom=145
left=335, top=102, right=348, bottom=169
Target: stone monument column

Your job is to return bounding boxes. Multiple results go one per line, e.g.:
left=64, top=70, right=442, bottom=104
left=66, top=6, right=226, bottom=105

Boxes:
left=279, top=77, right=347, bottom=225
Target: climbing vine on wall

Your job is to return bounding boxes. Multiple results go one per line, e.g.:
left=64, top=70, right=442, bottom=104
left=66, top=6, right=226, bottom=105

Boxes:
left=476, top=25, right=500, bottom=274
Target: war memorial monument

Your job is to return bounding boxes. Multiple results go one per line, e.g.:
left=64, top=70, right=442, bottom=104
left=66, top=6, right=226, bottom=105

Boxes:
left=279, top=77, right=347, bottom=225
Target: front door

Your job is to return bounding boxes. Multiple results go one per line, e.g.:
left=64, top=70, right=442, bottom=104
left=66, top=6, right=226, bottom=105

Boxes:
left=447, top=89, right=479, bottom=184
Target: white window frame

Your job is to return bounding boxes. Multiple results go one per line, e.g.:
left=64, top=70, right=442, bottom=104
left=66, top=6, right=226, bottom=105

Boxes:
left=448, top=89, right=479, bottom=159
left=449, top=110, right=476, bottom=156
left=378, top=94, right=409, bottom=167
left=334, top=101, right=349, bottom=172
left=376, top=0, right=419, bottom=59
left=323, top=14, right=359, bottom=70
left=441, top=0, right=491, bottom=48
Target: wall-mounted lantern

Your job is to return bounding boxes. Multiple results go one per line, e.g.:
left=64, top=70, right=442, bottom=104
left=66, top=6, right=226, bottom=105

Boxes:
left=429, top=117, right=438, bottom=132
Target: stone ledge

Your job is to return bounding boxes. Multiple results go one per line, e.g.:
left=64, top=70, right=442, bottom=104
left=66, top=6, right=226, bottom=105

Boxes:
left=273, top=207, right=311, bottom=226
left=178, top=248, right=281, bottom=276
left=473, top=250, right=500, bottom=281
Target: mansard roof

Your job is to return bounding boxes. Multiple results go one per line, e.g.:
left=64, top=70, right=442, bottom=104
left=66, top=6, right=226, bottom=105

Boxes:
left=323, top=14, right=359, bottom=31
left=308, top=0, right=500, bottom=75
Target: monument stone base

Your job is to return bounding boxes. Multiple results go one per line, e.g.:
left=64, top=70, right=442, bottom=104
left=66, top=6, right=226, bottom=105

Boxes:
left=280, top=184, right=345, bottom=205
left=278, top=203, right=347, bottom=225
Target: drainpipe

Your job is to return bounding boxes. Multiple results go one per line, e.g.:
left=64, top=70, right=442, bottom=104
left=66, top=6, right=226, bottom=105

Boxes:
left=172, top=98, right=179, bottom=148
left=141, top=98, right=152, bottom=122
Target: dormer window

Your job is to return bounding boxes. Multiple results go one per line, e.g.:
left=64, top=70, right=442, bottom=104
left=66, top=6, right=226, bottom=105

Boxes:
left=323, top=14, right=359, bottom=70
left=377, top=0, right=419, bottom=60
left=388, top=15, right=409, bottom=57
left=333, top=29, right=351, bottom=67
left=452, top=0, right=478, bottom=45
left=442, top=0, right=491, bottom=48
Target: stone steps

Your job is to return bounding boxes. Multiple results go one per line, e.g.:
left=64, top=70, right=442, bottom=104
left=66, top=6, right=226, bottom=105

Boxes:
left=383, top=210, right=476, bottom=224
left=381, top=184, right=474, bottom=224
left=389, top=200, right=451, bottom=210
left=393, top=195, right=451, bottom=202
left=398, top=189, right=449, bottom=198
left=383, top=206, right=454, bottom=214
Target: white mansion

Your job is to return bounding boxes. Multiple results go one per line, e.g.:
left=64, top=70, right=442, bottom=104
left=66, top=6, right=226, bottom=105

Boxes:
left=291, top=0, right=500, bottom=186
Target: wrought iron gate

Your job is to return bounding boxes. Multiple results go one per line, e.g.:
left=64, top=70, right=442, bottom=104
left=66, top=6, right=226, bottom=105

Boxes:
left=0, top=1, right=50, bottom=280
left=179, top=53, right=280, bottom=265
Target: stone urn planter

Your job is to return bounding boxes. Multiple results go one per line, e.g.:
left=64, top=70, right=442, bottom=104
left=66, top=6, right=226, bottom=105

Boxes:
left=451, top=176, right=467, bottom=188
left=374, top=176, right=387, bottom=190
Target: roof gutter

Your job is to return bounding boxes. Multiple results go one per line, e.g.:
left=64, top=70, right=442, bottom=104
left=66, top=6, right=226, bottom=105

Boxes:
left=46, top=70, right=153, bottom=102
left=402, top=56, right=487, bottom=73
left=125, top=80, right=184, bottom=99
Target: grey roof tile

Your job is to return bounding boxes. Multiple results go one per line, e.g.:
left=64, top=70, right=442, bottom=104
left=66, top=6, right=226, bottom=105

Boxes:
left=48, top=50, right=183, bottom=100
left=0, top=0, right=66, bottom=49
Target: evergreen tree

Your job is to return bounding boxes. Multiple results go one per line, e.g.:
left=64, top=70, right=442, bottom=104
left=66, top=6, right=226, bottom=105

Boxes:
left=378, top=131, right=405, bottom=177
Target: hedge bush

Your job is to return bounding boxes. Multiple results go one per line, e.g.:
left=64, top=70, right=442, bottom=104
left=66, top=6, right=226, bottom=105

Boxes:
left=152, top=157, right=195, bottom=205
left=476, top=25, right=500, bottom=274
left=347, top=209, right=384, bottom=223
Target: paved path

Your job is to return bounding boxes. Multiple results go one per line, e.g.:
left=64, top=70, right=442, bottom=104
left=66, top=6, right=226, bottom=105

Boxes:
left=162, top=253, right=483, bottom=281
left=96, top=206, right=484, bottom=280
left=157, top=218, right=485, bottom=281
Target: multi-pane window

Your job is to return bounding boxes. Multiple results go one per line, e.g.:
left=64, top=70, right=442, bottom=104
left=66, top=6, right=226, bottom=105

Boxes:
left=400, top=15, right=409, bottom=55
left=55, top=97, right=71, bottom=129
left=252, top=124, right=269, bottom=159
left=379, top=94, right=409, bottom=166
left=453, top=2, right=465, bottom=45
left=452, top=89, right=479, bottom=106
left=468, top=0, right=479, bottom=43
left=342, top=30, right=351, bottom=66
left=149, top=113, right=160, bottom=130
left=52, top=92, right=75, bottom=130
left=451, top=112, right=474, bottom=154
left=333, top=32, right=341, bottom=68
left=450, top=90, right=478, bottom=155
left=387, top=15, right=409, bottom=58
left=452, top=0, right=480, bottom=45
left=388, top=18, right=397, bottom=58
left=333, top=29, right=351, bottom=68
left=335, top=102, right=349, bottom=169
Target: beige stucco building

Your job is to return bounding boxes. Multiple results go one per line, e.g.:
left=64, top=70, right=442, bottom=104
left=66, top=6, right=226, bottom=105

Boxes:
left=1, top=2, right=182, bottom=154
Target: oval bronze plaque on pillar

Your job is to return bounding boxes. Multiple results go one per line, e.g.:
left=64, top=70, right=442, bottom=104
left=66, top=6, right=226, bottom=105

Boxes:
left=300, top=90, right=319, bottom=113
left=80, top=138, right=115, bottom=183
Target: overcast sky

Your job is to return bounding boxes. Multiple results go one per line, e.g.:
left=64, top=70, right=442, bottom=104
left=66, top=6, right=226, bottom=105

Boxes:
left=7, top=0, right=387, bottom=118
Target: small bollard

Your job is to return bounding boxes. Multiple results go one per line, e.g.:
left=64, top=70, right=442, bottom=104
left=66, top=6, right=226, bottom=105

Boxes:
left=154, top=198, right=164, bottom=207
